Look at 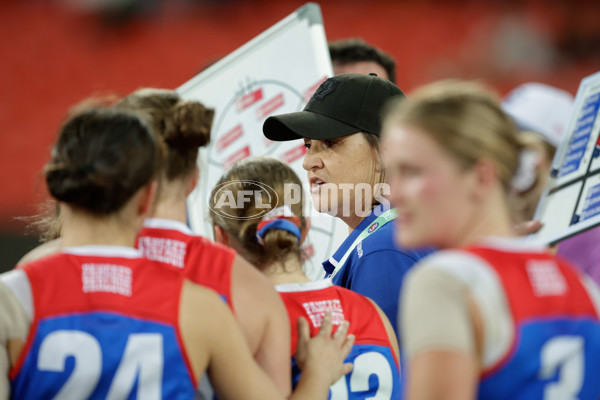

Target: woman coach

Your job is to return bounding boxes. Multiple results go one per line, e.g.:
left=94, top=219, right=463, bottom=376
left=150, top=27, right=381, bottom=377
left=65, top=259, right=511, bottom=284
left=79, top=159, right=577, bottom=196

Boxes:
left=262, top=73, right=433, bottom=336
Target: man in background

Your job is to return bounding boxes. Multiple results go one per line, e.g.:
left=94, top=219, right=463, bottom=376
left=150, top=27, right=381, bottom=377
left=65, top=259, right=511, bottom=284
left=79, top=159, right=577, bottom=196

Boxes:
left=329, top=38, right=396, bottom=83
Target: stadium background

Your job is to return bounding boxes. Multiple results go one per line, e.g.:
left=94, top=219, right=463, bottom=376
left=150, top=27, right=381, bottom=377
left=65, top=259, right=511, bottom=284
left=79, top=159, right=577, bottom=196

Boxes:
left=1, top=0, right=598, bottom=269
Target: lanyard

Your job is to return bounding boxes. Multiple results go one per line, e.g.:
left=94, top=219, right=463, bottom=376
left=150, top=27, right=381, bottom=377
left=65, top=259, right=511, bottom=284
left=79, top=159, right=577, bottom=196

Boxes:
left=326, top=208, right=398, bottom=279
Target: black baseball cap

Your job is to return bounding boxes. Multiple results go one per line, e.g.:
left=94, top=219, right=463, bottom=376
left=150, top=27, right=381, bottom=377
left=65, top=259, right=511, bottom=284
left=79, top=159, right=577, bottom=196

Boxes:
left=263, top=73, right=405, bottom=141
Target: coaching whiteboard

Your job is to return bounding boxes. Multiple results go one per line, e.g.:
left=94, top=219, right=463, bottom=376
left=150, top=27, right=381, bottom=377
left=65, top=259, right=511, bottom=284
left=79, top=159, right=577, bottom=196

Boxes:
left=532, top=71, right=600, bottom=245
left=177, top=3, right=347, bottom=279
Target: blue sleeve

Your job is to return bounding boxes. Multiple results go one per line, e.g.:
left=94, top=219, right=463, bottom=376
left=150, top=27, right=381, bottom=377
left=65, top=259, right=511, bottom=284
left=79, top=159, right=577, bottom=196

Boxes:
left=344, top=249, right=418, bottom=338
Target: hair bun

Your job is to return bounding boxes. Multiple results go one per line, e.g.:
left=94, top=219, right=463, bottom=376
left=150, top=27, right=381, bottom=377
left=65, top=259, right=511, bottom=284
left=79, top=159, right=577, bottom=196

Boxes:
left=44, top=108, right=157, bottom=215
left=163, top=101, right=214, bottom=148
left=45, top=163, right=115, bottom=214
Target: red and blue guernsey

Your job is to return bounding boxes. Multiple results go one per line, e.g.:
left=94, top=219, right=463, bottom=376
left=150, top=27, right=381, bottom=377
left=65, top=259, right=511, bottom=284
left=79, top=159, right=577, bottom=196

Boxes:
left=7, top=245, right=198, bottom=399
left=137, top=218, right=235, bottom=309
left=425, top=238, right=600, bottom=399
left=276, top=279, right=401, bottom=399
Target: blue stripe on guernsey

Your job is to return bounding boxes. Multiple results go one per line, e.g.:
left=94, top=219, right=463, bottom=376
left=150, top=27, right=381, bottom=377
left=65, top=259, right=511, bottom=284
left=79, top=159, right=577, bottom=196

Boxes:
left=292, top=344, right=401, bottom=399
left=478, top=318, right=600, bottom=400
left=11, top=312, right=196, bottom=399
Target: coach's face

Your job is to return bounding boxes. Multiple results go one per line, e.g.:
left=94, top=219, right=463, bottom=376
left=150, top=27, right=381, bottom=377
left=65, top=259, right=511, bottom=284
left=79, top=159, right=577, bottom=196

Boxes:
left=302, top=132, right=381, bottom=226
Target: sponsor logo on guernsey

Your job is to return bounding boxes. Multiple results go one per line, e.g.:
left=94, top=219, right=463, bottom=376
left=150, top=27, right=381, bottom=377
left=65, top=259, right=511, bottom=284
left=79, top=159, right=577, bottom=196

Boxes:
left=302, top=299, right=345, bottom=327
left=526, top=260, right=567, bottom=296
left=82, top=264, right=132, bottom=296
left=138, top=237, right=187, bottom=269
left=368, top=222, right=379, bottom=233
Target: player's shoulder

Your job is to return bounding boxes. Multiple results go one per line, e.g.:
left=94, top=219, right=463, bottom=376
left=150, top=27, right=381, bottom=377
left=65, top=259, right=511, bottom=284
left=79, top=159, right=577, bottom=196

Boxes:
left=183, top=231, right=234, bottom=258
left=413, top=248, right=492, bottom=277
left=17, top=239, right=62, bottom=267
left=333, top=284, right=375, bottom=308
left=308, top=283, right=382, bottom=326
left=231, top=256, right=280, bottom=309
left=194, top=235, right=233, bottom=252
left=405, top=248, right=510, bottom=306
left=17, top=251, right=81, bottom=283
left=183, top=234, right=236, bottom=278
left=276, top=280, right=365, bottom=308
left=20, top=249, right=69, bottom=267
left=0, top=268, right=34, bottom=323
left=179, top=279, right=233, bottom=338
left=182, top=278, right=226, bottom=303
left=421, top=238, right=559, bottom=284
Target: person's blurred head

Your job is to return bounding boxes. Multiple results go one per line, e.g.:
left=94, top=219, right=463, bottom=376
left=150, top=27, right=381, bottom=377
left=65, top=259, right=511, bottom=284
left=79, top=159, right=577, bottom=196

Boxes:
left=329, top=38, right=396, bottom=83
left=208, top=156, right=308, bottom=270
left=44, top=107, right=160, bottom=227
left=382, top=80, right=522, bottom=249
left=263, top=74, right=405, bottom=224
left=502, top=82, right=574, bottom=148
left=502, top=83, right=575, bottom=222
left=116, top=88, right=213, bottom=198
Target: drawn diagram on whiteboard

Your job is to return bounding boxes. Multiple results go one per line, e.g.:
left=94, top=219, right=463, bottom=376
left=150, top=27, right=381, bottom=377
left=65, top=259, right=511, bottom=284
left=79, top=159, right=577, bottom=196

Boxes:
left=208, top=79, right=305, bottom=171
left=178, top=3, right=347, bottom=279
left=532, top=71, right=600, bottom=245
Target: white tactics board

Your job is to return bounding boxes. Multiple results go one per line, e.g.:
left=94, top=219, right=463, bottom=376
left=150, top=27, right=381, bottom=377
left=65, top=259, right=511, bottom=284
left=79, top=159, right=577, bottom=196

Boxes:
left=177, top=3, right=347, bottom=279
left=532, top=71, right=600, bottom=245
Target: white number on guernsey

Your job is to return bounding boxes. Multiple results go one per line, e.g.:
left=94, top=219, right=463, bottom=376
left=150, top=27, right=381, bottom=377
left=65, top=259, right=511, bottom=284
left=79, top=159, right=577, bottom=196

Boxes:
left=329, top=351, right=393, bottom=400
left=37, top=330, right=163, bottom=399
left=38, top=331, right=101, bottom=399
left=539, top=336, right=584, bottom=400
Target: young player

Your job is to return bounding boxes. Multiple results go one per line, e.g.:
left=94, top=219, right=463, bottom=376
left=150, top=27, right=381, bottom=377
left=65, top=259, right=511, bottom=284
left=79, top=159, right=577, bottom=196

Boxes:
left=0, top=107, right=354, bottom=399
left=381, top=80, right=600, bottom=399
left=209, top=156, right=401, bottom=399
left=116, top=88, right=292, bottom=395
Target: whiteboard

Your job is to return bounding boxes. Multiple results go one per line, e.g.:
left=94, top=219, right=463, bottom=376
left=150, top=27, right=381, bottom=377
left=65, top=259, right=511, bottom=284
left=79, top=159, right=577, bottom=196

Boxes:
left=177, top=3, right=347, bottom=279
left=531, top=71, right=600, bottom=245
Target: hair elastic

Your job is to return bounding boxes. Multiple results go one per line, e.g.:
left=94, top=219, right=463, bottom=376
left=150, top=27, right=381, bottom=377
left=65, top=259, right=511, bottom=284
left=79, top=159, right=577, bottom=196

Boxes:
left=256, top=205, right=301, bottom=245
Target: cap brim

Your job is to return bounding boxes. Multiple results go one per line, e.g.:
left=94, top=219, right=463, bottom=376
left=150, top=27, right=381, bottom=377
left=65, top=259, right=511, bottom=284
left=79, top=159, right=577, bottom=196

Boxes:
left=263, top=110, right=360, bottom=141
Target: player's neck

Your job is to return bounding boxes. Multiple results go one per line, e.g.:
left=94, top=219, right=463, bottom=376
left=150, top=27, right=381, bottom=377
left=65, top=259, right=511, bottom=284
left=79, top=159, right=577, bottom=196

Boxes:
left=264, top=257, right=312, bottom=286
left=60, top=210, right=139, bottom=248
left=152, top=196, right=187, bottom=224
left=150, top=177, right=190, bottom=223
left=452, top=195, right=515, bottom=248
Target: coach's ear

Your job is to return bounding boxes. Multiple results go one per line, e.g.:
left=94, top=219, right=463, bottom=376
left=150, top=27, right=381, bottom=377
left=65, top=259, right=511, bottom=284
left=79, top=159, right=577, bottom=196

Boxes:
left=213, top=225, right=229, bottom=246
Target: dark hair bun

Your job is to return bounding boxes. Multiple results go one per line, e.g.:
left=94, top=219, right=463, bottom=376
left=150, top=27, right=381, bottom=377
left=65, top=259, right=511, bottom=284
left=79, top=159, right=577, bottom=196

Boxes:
left=163, top=101, right=213, bottom=149
left=45, top=108, right=158, bottom=215
left=46, top=164, right=127, bottom=215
